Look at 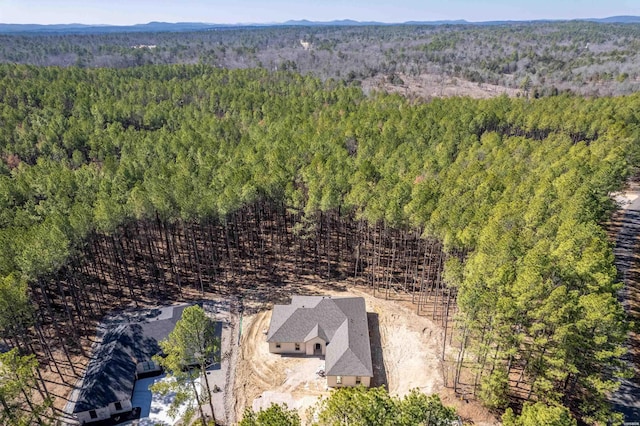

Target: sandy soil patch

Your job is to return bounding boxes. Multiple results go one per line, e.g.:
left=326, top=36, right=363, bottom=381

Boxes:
left=349, top=288, right=443, bottom=396
left=234, top=310, right=329, bottom=420
left=611, top=179, right=640, bottom=210
left=613, top=192, right=639, bottom=207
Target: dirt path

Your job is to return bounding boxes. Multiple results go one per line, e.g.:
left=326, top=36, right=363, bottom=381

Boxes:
left=223, top=298, right=240, bottom=426
left=610, top=183, right=640, bottom=422
left=234, top=311, right=283, bottom=416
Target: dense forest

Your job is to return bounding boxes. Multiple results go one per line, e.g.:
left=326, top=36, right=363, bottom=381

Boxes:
left=1, top=21, right=640, bottom=96
left=0, top=63, right=639, bottom=424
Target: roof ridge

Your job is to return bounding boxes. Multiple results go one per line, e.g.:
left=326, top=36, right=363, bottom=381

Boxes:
left=335, top=318, right=349, bottom=350
left=267, top=298, right=348, bottom=343
left=336, top=319, right=368, bottom=371
left=347, top=345, right=368, bottom=371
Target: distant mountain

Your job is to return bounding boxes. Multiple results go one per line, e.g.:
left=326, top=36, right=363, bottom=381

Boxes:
left=404, top=20, right=469, bottom=25
left=584, top=16, right=640, bottom=24
left=1, top=16, right=639, bottom=34
left=282, top=19, right=385, bottom=26
left=0, top=23, right=94, bottom=33
left=0, top=22, right=220, bottom=34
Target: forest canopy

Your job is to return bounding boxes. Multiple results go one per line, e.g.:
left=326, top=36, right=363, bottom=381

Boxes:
left=1, top=22, right=640, bottom=96
left=0, top=64, right=639, bottom=422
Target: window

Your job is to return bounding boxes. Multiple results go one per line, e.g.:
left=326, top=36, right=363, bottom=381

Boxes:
left=89, top=410, right=97, bottom=419
left=356, top=377, right=361, bottom=385
left=275, top=343, right=281, bottom=349
left=336, top=376, right=342, bottom=384
left=114, top=402, right=122, bottom=411
left=295, top=343, right=300, bottom=351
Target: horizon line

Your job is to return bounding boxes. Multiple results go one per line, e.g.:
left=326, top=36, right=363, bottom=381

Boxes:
left=1, top=15, right=639, bottom=27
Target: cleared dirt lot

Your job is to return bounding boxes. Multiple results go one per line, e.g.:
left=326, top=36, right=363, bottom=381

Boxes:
left=234, top=309, right=326, bottom=419
left=362, top=72, right=522, bottom=100
left=233, top=285, right=497, bottom=424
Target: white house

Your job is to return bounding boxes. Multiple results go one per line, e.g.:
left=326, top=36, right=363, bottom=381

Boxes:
left=267, top=296, right=373, bottom=387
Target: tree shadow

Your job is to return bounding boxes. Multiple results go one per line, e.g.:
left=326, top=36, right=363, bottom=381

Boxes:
left=611, top=206, right=640, bottom=421
left=367, top=312, right=387, bottom=388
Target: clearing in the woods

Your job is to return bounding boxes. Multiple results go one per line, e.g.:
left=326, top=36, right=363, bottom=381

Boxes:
left=362, top=72, right=522, bottom=99
left=47, top=281, right=496, bottom=425
left=233, top=283, right=497, bottom=425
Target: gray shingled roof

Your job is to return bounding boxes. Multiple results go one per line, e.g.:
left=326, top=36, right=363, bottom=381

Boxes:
left=74, top=305, right=188, bottom=413
left=73, top=324, right=137, bottom=413
left=267, top=296, right=373, bottom=377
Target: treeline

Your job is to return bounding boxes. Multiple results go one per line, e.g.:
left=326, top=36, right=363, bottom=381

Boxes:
left=240, top=387, right=457, bottom=426
left=0, top=64, right=639, bottom=423
left=1, top=22, right=640, bottom=96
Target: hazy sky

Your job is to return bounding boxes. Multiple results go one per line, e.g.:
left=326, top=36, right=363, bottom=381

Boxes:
left=1, top=0, right=639, bottom=25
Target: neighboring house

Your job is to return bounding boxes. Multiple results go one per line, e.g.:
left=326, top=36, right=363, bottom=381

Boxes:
left=267, top=296, right=373, bottom=387
left=73, top=305, right=189, bottom=425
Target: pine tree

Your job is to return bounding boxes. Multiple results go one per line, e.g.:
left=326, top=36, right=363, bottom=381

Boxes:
left=151, top=305, right=219, bottom=425
left=0, top=348, right=53, bottom=426
left=240, top=403, right=301, bottom=426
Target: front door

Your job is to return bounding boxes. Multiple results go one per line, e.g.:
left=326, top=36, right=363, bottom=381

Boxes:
left=314, top=343, right=322, bottom=355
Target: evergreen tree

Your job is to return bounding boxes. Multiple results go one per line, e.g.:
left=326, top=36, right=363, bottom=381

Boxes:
left=0, top=349, right=53, bottom=426
left=151, top=305, right=219, bottom=425
left=240, top=403, right=301, bottom=426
